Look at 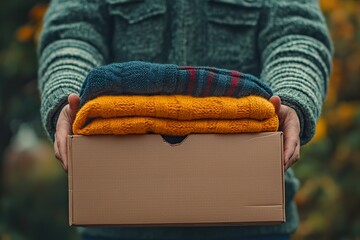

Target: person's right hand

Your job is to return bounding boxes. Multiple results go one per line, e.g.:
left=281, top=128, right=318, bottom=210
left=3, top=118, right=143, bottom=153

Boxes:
left=54, top=93, right=80, bottom=172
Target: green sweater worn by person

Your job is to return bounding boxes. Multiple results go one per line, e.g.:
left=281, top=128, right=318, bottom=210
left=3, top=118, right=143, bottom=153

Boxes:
left=38, top=0, right=333, bottom=238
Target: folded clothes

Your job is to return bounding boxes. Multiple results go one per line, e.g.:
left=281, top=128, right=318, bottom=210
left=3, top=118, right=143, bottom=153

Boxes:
left=79, top=61, right=273, bottom=106
left=73, top=95, right=279, bottom=136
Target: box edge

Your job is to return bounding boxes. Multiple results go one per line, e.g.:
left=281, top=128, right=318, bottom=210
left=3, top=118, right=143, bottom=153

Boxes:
left=67, top=135, right=74, bottom=226
left=279, top=131, right=286, bottom=223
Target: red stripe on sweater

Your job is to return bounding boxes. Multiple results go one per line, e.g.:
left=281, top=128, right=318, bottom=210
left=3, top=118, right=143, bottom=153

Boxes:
left=186, top=67, right=196, bottom=94
left=204, top=69, right=215, bottom=95
left=226, top=70, right=241, bottom=95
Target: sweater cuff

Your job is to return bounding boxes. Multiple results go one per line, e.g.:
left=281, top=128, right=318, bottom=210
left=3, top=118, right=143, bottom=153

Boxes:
left=260, top=36, right=332, bottom=145
left=41, top=86, right=80, bottom=141
left=277, top=91, right=319, bottom=145
left=38, top=39, right=105, bottom=141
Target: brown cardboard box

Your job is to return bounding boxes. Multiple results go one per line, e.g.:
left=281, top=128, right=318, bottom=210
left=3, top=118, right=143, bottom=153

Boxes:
left=67, top=132, right=284, bottom=226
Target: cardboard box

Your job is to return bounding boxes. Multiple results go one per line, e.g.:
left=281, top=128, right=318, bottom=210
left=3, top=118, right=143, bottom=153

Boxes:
left=67, top=132, right=284, bottom=226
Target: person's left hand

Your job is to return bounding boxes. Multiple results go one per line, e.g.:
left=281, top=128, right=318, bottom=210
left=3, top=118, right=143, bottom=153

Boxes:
left=269, top=96, right=301, bottom=170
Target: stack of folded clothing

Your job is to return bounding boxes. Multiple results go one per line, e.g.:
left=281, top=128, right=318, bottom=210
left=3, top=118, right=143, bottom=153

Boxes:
left=73, top=61, right=278, bottom=136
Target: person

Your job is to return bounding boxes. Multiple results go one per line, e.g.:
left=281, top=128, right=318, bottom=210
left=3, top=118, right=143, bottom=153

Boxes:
left=38, top=0, right=333, bottom=239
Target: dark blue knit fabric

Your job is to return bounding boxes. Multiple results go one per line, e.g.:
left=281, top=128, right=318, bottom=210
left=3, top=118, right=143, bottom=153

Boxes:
left=79, top=61, right=273, bottom=106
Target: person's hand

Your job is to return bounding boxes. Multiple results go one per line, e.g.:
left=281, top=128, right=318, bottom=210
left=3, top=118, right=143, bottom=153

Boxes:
left=54, top=94, right=80, bottom=172
left=269, top=96, right=301, bottom=170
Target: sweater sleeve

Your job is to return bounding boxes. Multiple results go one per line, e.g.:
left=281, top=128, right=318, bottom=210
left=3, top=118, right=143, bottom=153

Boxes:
left=258, top=0, right=333, bottom=145
left=38, top=0, right=111, bottom=141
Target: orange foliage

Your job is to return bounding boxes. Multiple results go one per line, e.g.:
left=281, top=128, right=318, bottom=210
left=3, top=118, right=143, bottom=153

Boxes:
left=16, top=3, right=48, bottom=44
left=325, top=59, right=341, bottom=105
left=29, top=4, right=48, bottom=22
left=311, top=117, right=327, bottom=143
left=16, top=24, right=35, bottom=42
left=331, top=9, right=355, bottom=41
left=320, top=0, right=339, bottom=12
left=337, top=103, right=357, bottom=122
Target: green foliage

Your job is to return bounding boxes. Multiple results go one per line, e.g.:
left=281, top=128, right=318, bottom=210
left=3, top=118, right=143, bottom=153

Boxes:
left=0, top=0, right=78, bottom=239
left=293, top=0, right=360, bottom=239
left=2, top=151, right=78, bottom=239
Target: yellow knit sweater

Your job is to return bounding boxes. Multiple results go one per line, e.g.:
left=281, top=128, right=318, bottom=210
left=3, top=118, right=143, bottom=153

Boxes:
left=73, top=95, right=279, bottom=135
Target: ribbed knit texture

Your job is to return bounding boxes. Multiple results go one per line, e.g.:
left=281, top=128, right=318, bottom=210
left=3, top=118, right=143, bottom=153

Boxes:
left=73, top=95, right=279, bottom=135
left=38, top=0, right=333, bottom=146
left=79, top=61, right=273, bottom=106
left=259, top=1, right=333, bottom=145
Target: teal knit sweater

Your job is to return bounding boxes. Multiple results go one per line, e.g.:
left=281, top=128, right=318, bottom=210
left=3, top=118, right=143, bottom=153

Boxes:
left=38, top=0, right=333, bottom=238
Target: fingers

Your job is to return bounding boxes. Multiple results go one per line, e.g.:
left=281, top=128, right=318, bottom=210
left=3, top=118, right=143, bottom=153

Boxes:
left=54, top=136, right=62, bottom=165
left=283, top=121, right=299, bottom=164
left=54, top=104, right=73, bottom=172
left=57, top=122, right=69, bottom=172
left=68, top=93, right=80, bottom=117
left=269, top=96, right=281, bottom=115
left=54, top=133, right=66, bottom=170
left=53, top=94, right=80, bottom=172
left=283, top=133, right=300, bottom=169
left=278, top=104, right=301, bottom=170
left=285, top=141, right=300, bottom=170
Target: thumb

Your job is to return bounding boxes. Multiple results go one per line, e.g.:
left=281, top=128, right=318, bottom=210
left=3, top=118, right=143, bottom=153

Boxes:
left=68, top=93, right=80, bottom=117
left=269, top=95, right=281, bottom=115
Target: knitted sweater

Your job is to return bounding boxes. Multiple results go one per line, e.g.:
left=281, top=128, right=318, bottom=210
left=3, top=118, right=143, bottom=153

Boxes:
left=78, top=61, right=273, bottom=106
left=73, top=95, right=279, bottom=135
left=38, top=0, right=332, bottom=238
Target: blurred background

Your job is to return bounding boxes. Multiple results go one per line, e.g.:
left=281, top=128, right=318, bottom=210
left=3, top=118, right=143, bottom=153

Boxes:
left=0, top=0, right=359, bottom=239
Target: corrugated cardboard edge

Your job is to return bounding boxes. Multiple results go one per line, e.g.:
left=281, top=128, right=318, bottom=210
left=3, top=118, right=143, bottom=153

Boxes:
left=67, top=135, right=74, bottom=226
left=279, top=131, right=286, bottom=223
left=280, top=132, right=285, bottom=223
